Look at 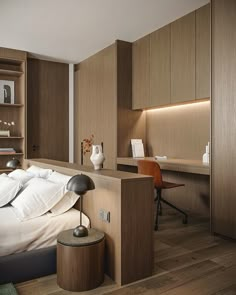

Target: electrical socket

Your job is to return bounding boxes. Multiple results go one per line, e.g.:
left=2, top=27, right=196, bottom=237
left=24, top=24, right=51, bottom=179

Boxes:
left=99, top=209, right=110, bottom=223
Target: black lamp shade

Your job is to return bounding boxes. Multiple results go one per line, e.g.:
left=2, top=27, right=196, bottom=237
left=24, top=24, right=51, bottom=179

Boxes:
left=6, top=158, right=20, bottom=169
left=67, top=174, right=95, bottom=195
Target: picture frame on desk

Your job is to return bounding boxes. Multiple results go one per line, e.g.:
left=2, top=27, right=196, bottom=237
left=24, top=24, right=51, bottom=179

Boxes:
left=0, top=80, right=15, bottom=104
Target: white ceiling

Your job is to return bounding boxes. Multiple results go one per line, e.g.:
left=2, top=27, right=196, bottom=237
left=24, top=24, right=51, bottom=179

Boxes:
left=0, top=0, right=209, bottom=63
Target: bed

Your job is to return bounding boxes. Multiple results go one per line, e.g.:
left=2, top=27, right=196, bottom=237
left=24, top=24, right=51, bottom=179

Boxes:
left=0, top=206, right=89, bottom=284
left=0, top=166, right=90, bottom=284
left=1, top=159, right=154, bottom=286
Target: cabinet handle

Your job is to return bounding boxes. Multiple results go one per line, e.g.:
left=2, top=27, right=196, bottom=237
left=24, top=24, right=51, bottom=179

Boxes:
left=32, top=144, right=40, bottom=151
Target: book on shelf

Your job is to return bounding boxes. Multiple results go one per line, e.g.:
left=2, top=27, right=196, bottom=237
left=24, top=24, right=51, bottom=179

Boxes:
left=0, top=148, right=16, bottom=154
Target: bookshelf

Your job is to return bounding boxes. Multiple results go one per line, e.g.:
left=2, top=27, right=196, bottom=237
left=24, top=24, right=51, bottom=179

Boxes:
left=0, top=47, right=26, bottom=171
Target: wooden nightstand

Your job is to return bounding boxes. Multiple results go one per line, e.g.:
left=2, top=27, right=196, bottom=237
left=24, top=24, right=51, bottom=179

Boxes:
left=57, top=228, right=105, bottom=292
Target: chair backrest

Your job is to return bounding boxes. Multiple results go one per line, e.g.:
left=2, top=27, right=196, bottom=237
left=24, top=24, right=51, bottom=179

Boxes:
left=137, top=160, right=163, bottom=188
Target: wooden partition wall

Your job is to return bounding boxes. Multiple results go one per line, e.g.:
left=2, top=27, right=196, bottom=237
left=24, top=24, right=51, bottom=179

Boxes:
left=74, top=40, right=146, bottom=169
left=24, top=159, right=154, bottom=285
left=211, top=0, right=236, bottom=239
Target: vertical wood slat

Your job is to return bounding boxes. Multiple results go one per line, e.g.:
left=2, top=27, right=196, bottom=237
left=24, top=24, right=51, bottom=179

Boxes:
left=171, top=12, right=196, bottom=103
left=196, top=3, right=210, bottom=99
left=132, top=35, right=150, bottom=110
left=211, top=0, right=236, bottom=238
left=150, top=24, right=171, bottom=107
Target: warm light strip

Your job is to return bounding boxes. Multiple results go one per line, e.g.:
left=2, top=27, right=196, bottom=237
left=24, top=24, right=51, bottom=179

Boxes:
left=145, top=100, right=210, bottom=112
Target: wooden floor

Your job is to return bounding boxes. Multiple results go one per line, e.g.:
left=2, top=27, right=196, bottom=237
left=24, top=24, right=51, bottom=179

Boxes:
left=16, top=210, right=236, bottom=295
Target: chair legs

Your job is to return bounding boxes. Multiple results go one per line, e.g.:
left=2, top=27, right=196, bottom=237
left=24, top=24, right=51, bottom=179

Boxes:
left=155, top=189, right=161, bottom=231
left=161, top=198, right=188, bottom=224
left=154, top=188, right=188, bottom=231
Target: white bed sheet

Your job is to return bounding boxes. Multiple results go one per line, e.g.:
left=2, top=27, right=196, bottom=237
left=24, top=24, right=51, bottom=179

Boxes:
left=0, top=206, right=89, bottom=256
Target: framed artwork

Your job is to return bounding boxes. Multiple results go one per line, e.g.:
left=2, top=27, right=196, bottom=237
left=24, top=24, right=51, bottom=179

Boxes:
left=0, top=80, right=15, bottom=104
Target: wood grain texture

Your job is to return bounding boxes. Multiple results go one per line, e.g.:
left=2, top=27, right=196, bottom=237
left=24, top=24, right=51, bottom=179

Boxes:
left=27, top=59, right=69, bottom=161
left=161, top=170, right=210, bottom=217
left=132, top=34, right=150, bottom=110
left=171, top=12, right=196, bottom=103
left=0, top=48, right=26, bottom=170
left=196, top=4, right=210, bottom=100
left=211, top=0, right=236, bottom=239
left=121, top=178, right=154, bottom=284
left=0, top=47, right=26, bottom=61
left=74, top=41, right=145, bottom=167
left=57, top=239, right=105, bottom=291
left=146, top=101, right=210, bottom=160
left=16, top=213, right=236, bottom=295
left=75, top=44, right=117, bottom=169
left=116, top=40, right=146, bottom=157
left=150, top=24, right=171, bottom=107
left=24, top=159, right=154, bottom=285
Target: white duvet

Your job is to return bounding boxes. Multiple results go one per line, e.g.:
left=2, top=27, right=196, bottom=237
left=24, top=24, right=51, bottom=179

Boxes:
left=0, top=206, right=89, bottom=256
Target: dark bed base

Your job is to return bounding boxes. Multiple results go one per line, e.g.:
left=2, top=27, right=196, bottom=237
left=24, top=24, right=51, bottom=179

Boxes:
left=0, top=246, right=56, bottom=284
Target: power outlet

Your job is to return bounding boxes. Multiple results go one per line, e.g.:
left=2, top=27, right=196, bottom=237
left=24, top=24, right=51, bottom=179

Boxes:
left=99, top=209, right=110, bottom=223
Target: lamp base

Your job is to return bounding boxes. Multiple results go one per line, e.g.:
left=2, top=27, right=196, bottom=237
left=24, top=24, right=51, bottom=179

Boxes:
left=73, top=225, right=88, bottom=237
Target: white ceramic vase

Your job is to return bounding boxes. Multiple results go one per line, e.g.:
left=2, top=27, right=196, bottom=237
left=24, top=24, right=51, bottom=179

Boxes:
left=90, top=144, right=105, bottom=170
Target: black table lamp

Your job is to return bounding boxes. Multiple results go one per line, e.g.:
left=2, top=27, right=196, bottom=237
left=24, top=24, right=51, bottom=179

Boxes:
left=67, top=174, right=95, bottom=237
left=6, top=158, right=20, bottom=170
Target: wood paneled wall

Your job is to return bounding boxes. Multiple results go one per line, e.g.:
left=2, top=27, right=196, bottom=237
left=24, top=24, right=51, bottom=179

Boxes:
left=211, top=0, right=236, bottom=239
left=146, top=101, right=210, bottom=160
left=27, top=59, right=69, bottom=161
left=74, top=41, right=146, bottom=169
left=74, top=44, right=117, bottom=168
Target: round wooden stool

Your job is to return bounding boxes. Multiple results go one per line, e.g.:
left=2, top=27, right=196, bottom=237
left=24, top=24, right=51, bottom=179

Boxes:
left=57, top=228, right=105, bottom=292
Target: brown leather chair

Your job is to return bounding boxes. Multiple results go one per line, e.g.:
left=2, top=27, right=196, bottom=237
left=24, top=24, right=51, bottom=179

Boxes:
left=138, top=159, right=188, bottom=230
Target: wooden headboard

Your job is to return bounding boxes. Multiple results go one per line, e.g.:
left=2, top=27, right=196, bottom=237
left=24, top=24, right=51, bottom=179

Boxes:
left=24, top=158, right=154, bottom=286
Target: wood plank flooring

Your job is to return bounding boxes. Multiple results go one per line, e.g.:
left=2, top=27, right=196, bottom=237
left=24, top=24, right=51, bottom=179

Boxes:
left=16, top=210, right=236, bottom=295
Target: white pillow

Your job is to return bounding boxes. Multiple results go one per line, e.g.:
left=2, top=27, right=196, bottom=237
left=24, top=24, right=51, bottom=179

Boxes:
left=49, top=191, right=79, bottom=216
left=48, top=171, right=79, bottom=216
left=47, top=171, right=71, bottom=185
left=0, top=174, right=23, bottom=207
left=8, top=169, right=34, bottom=185
left=26, top=165, right=53, bottom=179
left=11, top=178, right=66, bottom=220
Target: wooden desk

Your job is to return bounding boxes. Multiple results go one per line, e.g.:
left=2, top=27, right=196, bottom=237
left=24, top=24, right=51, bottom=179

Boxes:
left=117, top=157, right=210, bottom=175
left=117, top=157, right=210, bottom=217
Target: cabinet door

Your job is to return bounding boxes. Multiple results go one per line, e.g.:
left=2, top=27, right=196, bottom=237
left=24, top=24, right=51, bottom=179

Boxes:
left=132, top=35, right=150, bottom=110
left=196, top=4, right=210, bottom=99
left=171, top=12, right=195, bottom=103
left=150, top=24, right=171, bottom=107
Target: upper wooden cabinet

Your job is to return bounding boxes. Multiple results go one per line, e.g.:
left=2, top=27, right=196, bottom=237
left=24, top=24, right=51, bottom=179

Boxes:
left=171, top=12, right=196, bottom=104
left=132, top=35, right=150, bottom=110
left=196, top=4, right=210, bottom=99
left=132, top=4, right=210, bottom=110
left=150, top=24, right=171, bottom=107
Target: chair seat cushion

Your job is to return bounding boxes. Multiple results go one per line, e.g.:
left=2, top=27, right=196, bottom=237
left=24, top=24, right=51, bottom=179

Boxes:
left=161, top=181, right=184, bottom=189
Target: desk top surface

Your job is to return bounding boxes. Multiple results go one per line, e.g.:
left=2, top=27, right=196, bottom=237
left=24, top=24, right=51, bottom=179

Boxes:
left=117, top=157, right=210, bottom=175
